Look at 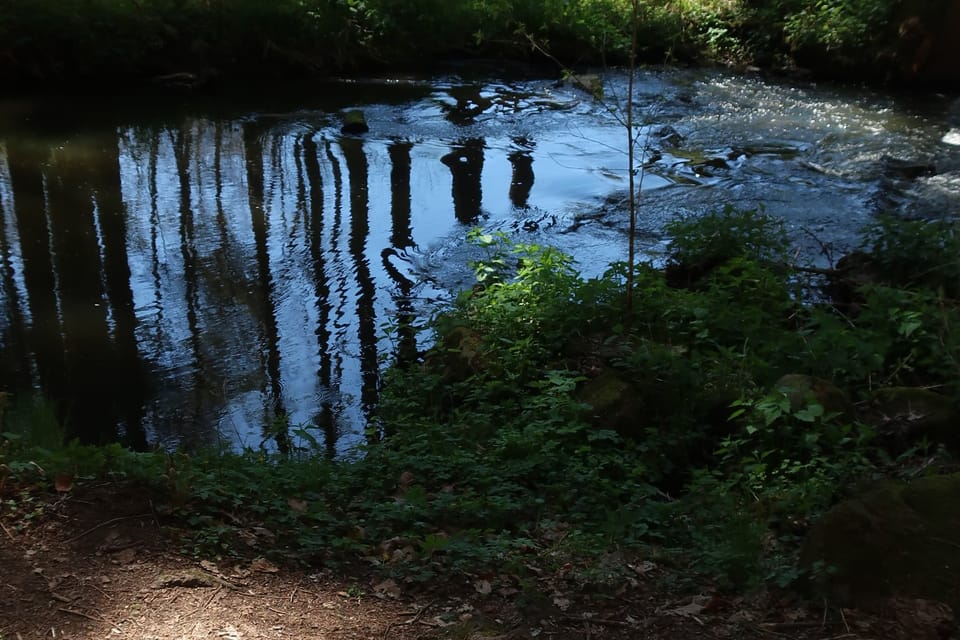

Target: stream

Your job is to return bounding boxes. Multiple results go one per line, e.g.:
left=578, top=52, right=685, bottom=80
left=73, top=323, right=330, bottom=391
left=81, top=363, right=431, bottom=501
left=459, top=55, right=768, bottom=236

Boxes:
left=0, top=68, right=957, bottom=452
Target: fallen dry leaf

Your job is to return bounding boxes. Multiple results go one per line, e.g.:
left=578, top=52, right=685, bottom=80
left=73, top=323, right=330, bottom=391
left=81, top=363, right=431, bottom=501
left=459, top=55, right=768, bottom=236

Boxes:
left=200, top=560, right=220, bottom=573
left=372, top=578, right=401, bottom=599
left=113, top=547, right=137, bottom=564
left=250, top=557, right=279, bottom=573
left=666, top=595, right=711, bottom=619
left=398, top=470, right=415, bottom=488
left=54, top=472, right=73, bottom=493
left=630, top=560, right=657, bottom=575
left=287, top=497, right=308, bottom=513
left=229, top=565, right=251, bottom=580
left=251, top=526, right=276, bottom=542
left=727, top=609, right=755, bottom=624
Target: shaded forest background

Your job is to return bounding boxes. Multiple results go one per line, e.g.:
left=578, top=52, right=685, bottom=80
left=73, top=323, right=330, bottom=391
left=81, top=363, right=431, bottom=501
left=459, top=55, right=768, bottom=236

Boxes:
left=2, top=0, right=959, bottom=90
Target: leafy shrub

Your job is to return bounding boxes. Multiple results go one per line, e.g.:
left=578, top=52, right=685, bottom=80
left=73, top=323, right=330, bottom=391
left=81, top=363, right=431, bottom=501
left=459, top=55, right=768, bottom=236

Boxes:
left=782, top=0, right=896, bottom=56
left=859, top=216, right=960, bottom=297
left=454, top=229, right=606, bottom=365
left=665, top=205, right=790, bottom=272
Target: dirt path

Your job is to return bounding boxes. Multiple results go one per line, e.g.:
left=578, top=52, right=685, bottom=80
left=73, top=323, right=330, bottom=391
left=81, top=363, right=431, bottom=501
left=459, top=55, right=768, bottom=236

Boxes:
left=1, top=483, right=434, bottom=640
left=1, top=483, right=950, bottom=639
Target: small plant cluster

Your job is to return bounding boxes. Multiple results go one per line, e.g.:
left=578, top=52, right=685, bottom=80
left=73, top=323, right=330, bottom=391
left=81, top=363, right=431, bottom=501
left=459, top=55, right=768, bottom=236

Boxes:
left=375, top=207, right=960, bottom=588
left=2, top=209, right=959, bottom=595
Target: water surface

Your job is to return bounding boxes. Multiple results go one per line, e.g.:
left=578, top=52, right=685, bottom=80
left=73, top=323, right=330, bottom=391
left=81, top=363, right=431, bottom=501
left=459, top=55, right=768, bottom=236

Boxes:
left=0, top=70, right=955, bottom=451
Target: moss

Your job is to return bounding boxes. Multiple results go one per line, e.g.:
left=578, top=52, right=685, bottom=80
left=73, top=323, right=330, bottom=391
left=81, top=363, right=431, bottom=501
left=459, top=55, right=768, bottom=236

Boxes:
left=576, top=370, right=645, bottom=439
left=774, top=374, right=853, bottom=418
left=341, top=110, right=369, bottom=135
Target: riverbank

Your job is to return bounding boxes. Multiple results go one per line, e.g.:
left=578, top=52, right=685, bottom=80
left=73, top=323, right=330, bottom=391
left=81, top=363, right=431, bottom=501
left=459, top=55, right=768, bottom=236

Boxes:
left=0, top=480, right=939, bottom=640
left=3, top=0, right=959, bottom=93
left=3, top=208, right=960, bottom=632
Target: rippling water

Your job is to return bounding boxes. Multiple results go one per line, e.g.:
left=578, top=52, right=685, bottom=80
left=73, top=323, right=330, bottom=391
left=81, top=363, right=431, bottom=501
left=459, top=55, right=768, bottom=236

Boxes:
left=0, top=70, right=955, bottom=452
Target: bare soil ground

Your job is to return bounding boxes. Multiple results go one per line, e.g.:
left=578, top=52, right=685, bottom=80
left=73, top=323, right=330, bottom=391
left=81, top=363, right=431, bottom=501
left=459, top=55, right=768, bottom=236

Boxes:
left=1, top=482, right=954, bottom=640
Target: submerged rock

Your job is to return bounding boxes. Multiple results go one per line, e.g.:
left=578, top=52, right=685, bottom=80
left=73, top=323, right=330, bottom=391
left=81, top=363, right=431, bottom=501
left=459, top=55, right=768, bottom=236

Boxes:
left=691, top=156, right=730, bottom=176
left=655, top=125, right=684, bottom=148
left=881, top=155, right=936, bottom=180
left=565, top=73, right=603, bottom=96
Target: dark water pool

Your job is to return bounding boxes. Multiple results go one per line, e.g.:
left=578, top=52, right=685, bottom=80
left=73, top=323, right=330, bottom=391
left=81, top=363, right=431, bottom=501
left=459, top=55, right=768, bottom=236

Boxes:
left=0, top=70, right=956, bottom=452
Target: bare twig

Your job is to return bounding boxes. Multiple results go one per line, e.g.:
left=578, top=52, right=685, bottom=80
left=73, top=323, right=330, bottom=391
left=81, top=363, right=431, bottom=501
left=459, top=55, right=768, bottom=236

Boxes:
left=381, top=621, right=397, bottom=639
left=57, top=608, right=104, bottom=622
left=624, top=0, right=640, bottom=330
left=64, top=513, right=153, bottom=544
left=752, top=624, right=792, bottom=637
left=561, top=616, right=634, bottom=628
left=202, top=586, right=223, bottom=609
left=839, top=607, right=850, bottom=633
left=523, top=32, right=630, bottom=129
left=759, top=621, right=843, bottom=630
left=184, top=586, right=223, bottom=618
left=524, top=33, right=565, bottom=73
left=401, top=600, right=437, bottom=626
left=930, top=536, right=960, bottom=551
left=0, top=518, right=15, bottom=541
left=86, top=581, right=113, bottom=600
left=799, top=225, right=838, bottom=268
left=293, top=587, right=323, bottom=601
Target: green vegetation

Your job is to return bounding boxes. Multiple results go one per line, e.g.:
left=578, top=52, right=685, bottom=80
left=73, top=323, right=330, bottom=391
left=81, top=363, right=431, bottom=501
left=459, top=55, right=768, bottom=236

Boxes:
left=3, top=209, right=959, bottom=594
left=2, top=0, right=952, bottom=88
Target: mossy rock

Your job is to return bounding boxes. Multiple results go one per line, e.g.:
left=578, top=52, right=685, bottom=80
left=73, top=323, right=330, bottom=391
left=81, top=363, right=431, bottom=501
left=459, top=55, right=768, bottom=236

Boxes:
left=774, top=374, right=853, bottom=418
left=566, top=73, right=603, bottom=96
left=341, top=109, right=369, bottom=134
left=426, top=326, right=491, bottom=384
left=868, top=387, right=960, bottom=453
left=576, top=370, right=645, bottom=439
left=800, top=473, right=960, bottom=610
left=563, top=332, right=641, bottom=375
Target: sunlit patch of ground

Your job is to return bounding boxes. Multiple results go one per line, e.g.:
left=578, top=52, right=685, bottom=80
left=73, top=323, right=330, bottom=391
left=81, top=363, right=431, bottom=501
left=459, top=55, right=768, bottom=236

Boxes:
left=0, top=483, right=950, bottom=639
